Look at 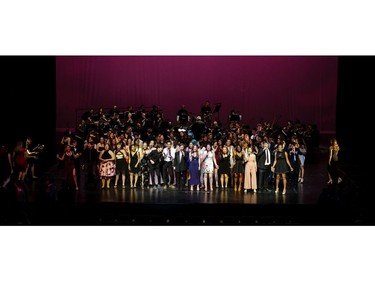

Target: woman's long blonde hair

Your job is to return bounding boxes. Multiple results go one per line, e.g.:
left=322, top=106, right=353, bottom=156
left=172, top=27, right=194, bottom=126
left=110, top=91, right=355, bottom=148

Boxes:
left=330, top=138, right=339, bottom=151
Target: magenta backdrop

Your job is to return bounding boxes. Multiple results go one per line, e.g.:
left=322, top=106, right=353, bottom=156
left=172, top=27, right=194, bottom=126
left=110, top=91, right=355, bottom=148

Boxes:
left=56, top=56, right=337, bottom=132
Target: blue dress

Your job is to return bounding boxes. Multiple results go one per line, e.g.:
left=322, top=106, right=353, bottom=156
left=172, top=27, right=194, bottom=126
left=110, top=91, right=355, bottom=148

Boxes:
left=189, top=155, right=200, bottom=185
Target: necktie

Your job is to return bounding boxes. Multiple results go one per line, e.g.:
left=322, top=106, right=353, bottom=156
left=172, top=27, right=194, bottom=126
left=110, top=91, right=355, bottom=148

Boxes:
left=265, top=149, right=270, bottom=165
left=180, top=151, right=182, bottom=163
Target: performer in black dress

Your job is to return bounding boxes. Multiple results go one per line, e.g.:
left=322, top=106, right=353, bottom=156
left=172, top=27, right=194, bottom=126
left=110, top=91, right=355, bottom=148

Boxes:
left=232, top=145, right=245, bottom=191
left=114, top=143, right=128, bottom=188
left=271, top=144, right=293, bottom=195
left=129, top=145, right=140, bottom=188
left=140, top=142, right=150, bottom=189
left=218, top=146, right=231, bottom=189
left=327, top=138, right=342, bottom=185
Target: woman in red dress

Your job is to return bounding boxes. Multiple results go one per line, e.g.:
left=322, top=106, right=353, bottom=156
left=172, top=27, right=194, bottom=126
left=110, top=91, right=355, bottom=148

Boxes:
left=57, top=144, right=80, bottom=190
left=13, top=141, right=27, bottom=181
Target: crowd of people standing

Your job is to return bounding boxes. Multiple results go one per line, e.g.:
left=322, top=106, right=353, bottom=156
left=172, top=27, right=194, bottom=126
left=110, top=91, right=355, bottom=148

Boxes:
left=52, top=101, right=333, bottom=194
left=0, top=101, right=342, bottom=196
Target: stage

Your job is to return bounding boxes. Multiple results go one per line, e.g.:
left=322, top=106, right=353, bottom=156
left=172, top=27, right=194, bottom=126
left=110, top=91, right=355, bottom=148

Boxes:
left=0, top=150, right=367, bottom=225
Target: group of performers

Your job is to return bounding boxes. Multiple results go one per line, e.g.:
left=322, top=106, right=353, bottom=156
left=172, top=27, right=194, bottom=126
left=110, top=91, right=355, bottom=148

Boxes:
left=0, top=137, right=42, bottom=188
left=54, top=101, right=332, bottom=194
left=0, top=102, right=341, bottom=194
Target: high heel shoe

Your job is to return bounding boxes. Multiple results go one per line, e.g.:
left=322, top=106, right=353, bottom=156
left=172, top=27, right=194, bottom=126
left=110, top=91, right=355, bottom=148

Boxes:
left=300, top=178, right=304, bottom=183
left=282, top=189, right=286, bottom=195
left=275, top=188, right=279, bottom=193
left=327, top=180, right=332, bottom=184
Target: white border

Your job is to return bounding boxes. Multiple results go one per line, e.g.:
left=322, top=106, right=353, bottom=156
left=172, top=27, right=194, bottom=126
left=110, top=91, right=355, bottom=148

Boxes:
left=1, top=1, right=375, bottom=55
left=1, top=1, right=374, bottom=280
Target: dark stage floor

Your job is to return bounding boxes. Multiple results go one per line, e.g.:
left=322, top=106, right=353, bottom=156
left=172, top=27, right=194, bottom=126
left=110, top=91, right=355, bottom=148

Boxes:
left=0, top=152, right=368, bottom=225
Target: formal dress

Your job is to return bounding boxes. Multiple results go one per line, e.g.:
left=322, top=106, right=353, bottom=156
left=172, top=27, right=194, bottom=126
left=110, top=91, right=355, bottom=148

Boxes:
left=274, top=151, right=289, bottom=174
left=203, top=151, right=215, bottom=173
left=15, top=148, right=27, bottom=172
left=233, top=153, right=245, bottom=173
left=99, top=151, right=115, bottom=177
left=244, top=153, right=257, bottom=190
left=328, top=147, right=339, bottom=182
left=189, top=155, right=200, bottom=185
left=115, top=150, right=127, bottom=174
left=129, top=152, right=140, bottom=173
left=218, top=154, right=230, bottom=175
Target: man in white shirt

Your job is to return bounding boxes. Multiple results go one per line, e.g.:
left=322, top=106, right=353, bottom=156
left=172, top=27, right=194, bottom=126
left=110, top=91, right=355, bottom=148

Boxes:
left=257, top=141, right=272, bottom=192
left=162, top=141, right=176, bottom=189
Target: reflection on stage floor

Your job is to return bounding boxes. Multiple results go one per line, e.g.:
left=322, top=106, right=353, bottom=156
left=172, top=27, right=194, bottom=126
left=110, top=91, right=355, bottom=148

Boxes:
left=0, top=154, right=365, bottom=225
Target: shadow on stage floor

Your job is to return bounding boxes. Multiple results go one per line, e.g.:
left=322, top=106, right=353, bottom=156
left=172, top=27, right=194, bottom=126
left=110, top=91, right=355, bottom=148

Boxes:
left=0, top=154, right=369, bottom=225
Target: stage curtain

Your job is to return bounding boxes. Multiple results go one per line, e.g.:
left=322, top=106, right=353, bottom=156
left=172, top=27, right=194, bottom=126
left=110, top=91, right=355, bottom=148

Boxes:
left=56, top=56, right=337, bottom=132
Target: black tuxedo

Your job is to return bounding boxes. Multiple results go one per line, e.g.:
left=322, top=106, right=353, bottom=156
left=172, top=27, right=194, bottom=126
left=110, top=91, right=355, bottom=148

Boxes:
left=257, top=148, right=272, bottom=190
left=148, top=149, right=161, bottom=186
left=174, top=150, right=188, bottom=189
left=174, top=151, right=188, bottom=172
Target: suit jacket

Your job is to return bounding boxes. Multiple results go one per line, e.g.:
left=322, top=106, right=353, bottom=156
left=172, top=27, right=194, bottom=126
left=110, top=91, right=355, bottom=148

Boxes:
left=148, top=149, right=160, bottom=166
left=257, top=148, right=271, bottom=170
left=174, top=151, right=188, bottom=172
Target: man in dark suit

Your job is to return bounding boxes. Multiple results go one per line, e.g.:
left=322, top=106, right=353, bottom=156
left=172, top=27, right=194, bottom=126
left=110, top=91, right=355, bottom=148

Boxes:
left=148, top=144, right=162, bottom=189
left=174, top=143, right=188, bottom=190
left=257, top=141, right=272, bottom=192
left=288, top=142, right=301, bottom=193
left=70, top=139, right=82, bottom=184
